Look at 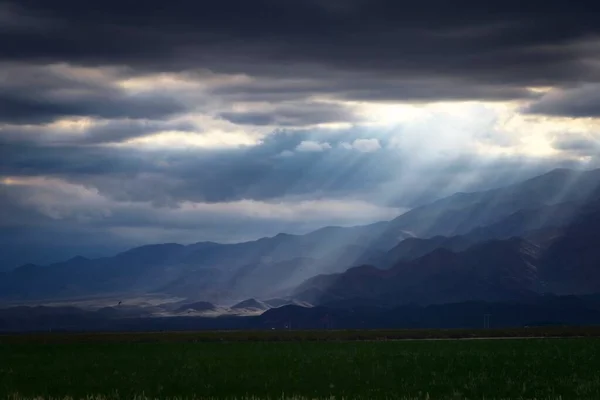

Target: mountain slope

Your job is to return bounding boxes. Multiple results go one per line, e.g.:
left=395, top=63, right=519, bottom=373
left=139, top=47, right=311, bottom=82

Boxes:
left=369, top=198, right=581, bottom=269
left=296, top=194, right=600, bottom=306
left=386, top=168, right=600, bottom=238
left=296, top=238, right=540, bottom=306
left=376, top=235, right=475, bottom=267
left=0, top=223, right=401, bottom=302
left=2, top=168, right=599, bottom=304
left=538, top=200, right=600, bottom=295
left=231, top=298, right=270, bottom=311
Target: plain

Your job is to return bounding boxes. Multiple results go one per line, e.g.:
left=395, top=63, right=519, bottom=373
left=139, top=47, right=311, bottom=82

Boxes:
left=1, top=334, right=599, bottom=400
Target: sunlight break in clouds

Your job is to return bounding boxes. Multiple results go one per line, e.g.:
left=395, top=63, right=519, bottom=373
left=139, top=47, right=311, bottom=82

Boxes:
left=121, top=130, right=259, bottom=149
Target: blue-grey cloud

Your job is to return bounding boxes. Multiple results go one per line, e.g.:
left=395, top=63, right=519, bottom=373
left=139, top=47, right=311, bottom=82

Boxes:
left=1, top=119, right=197, bottom=145
left=524, top=85, right=600, bottom=118
left=0, top=64, right=188, bottom=123
left=218, top=102, right=359, bottom=126
left=1, top=126, right=592, bottom=208
left=551, top=133, right=600, bottom=156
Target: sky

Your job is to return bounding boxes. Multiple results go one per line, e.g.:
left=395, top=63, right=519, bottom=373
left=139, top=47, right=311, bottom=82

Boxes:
left=1, top=0, right=600, bottom=268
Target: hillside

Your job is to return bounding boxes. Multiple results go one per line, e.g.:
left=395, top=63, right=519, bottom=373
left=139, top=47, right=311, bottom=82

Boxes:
left=296, top=238, right=540, bottom=306
left=0, top=223, right=398, bottom=302
left=386, top=168, right=600, bottom=238
left=294, top=195, right=600, bottom=307
left=1, top=168, right=600, bottom=305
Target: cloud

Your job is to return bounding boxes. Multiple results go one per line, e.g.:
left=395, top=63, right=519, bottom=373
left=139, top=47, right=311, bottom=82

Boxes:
left=0, top=130, right=392, bottom=205
left=218, top=101, right=360, bottom=127
left=295, top=140, right=332, bottom=152
left=2, top=119, right=594, bottom=211
left=0, top=64, right=188, bottom=124
left=342, top=138, right=381, bottom=152
left=0, top=118, right=198, bottom=145
left=0, top=176, right=400, bottom=227
left=2, top=0, right=600, bottom=102
left=277, top=150, right=295, bottom=158
left=524, top=85, right=600, bottom=117
left=0, top=3, right=56, bottom=31
left=551, top=132, right=600, bottom=156
left=0, top=175, right=401, bottom=268
left=209, top=74, right=537, bottom=104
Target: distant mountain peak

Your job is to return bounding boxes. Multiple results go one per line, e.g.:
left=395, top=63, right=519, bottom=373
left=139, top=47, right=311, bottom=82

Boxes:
left=67, top=255, right=89, bottom=263
left=13, top=263, right=40, bottom=272
left=231, top=298, right=270, bottom=310
left=122, top=243, right=183, bottom=252
left=176, top=301, right=217, bottom=313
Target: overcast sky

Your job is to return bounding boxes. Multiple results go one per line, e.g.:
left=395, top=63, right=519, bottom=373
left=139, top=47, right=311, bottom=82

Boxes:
left=1, top=0, right=600, bottom=268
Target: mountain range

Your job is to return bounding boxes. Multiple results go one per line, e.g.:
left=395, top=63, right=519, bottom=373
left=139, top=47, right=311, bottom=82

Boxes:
left=3, top=167, right=600, bottom=323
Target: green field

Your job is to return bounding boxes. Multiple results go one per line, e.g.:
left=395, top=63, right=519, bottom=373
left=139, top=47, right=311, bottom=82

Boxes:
left=1, top=336, right=599, bottom=400
left=3, top=326, right=600, bottom=344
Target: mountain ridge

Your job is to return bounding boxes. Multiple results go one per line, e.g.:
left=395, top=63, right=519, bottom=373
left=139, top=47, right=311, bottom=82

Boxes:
left=2, top=167, right=600, bottom=306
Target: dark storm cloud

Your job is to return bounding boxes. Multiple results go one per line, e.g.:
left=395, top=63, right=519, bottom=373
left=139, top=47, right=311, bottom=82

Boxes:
left=0, top=64, right=188, bottom=123
left=0, top=2, right=56, bottom=31
left=2, top=0, right=600, bottom=103
left=0, top=91, right=186, bottom=124
left=218, top=102, right=360, bottom=126
left=0, top=119, right=196, bottom=145
left=0, top=141, right=146, bottom=176
left=210, top=76, right=537, bottom=104
left=551, top=133, right=600, bottom=156
left=524, top=85, right=600, bottom=117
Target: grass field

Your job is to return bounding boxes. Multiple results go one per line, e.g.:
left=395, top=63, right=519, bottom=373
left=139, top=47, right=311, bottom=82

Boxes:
left=3, top=326, right=600, bottom=344
left=1, top=334, right=600, bottom=400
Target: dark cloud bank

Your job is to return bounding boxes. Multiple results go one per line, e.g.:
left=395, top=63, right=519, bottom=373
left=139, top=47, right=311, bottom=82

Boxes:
left=2, top=0, right=600, bottom=103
